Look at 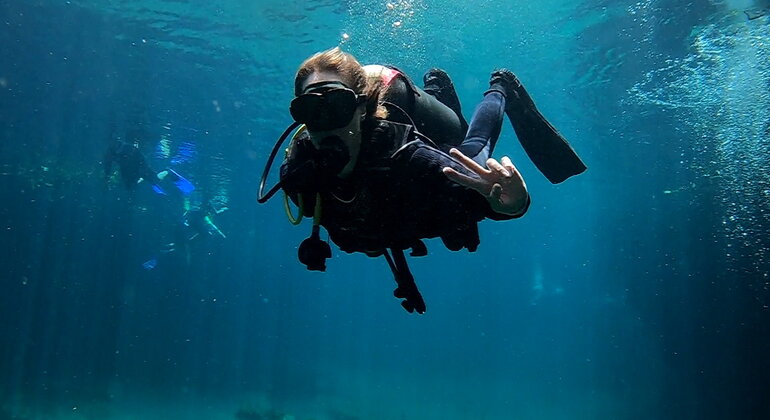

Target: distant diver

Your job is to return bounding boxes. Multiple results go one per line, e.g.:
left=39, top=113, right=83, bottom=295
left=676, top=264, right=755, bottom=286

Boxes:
left=103, top=135, right=194, bottom=196
left=258, top=47, right=586, bottom=314
left=143, top=197, right=227, bottom=270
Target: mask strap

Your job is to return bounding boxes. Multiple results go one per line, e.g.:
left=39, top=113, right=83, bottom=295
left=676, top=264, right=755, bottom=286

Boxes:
left=302, top=81, right=350, bottom=94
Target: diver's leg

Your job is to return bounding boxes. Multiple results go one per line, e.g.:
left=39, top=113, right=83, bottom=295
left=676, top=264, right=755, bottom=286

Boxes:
left=456, top=90, right=506, bottom=166
left=382, top=75, right=465, bottom=149
left=155, top=168, right=195, bottom=195
left=422, top=69, right=469, bottom=134
left=411, top=85, right=466, bottom=149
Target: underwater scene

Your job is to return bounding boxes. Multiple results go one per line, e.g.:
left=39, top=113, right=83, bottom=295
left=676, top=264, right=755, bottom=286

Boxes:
left=2, top=0, right=770, bottom=419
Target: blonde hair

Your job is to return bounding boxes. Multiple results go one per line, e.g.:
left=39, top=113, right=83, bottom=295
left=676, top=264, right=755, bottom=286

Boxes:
left=294, top=47, right=388, bottom=120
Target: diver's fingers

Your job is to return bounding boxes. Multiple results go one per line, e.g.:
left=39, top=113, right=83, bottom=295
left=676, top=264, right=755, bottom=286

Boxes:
left=489, top=183, right=503, bottom=201
left=500, top=156, right=516, bottom=173
left=443, top=167, right=486, bottom=192
left=500, top=156, right=526, bottom=188
left=500, top=156, right=521, bottom=177
left=449, top=148, right=490, bottom=176
left=487, top=158, right=510, bottom=178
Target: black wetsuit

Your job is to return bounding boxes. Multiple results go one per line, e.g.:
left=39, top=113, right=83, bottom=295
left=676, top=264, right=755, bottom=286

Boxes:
left=280, top=90, right=526, bottom=257
left=104, top=141, right=156, bottom=189
left=379, top=70, right=468, bottom=150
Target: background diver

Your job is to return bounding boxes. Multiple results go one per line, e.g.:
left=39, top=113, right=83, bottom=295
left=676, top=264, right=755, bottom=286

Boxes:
left=258, top=47, right=586, bottom=314
left=103, top=132, right=195, bottom=196
left=142, top=197, right=228, bottom=270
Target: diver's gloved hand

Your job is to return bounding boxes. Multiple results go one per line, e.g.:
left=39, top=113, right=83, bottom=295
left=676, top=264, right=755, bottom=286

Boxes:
left=394, top=284, right=426, bottom=314
left=443, top=148, right=530, bottom=217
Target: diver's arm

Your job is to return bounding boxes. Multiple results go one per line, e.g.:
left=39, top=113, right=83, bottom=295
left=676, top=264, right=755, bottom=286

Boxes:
left=403, top=143, right=528, bottom=220
left=135, top=151, right=158, bottom=183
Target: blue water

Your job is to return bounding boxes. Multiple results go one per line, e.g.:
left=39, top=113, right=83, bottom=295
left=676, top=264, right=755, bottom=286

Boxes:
left=2, top=0, right=770, bottom=419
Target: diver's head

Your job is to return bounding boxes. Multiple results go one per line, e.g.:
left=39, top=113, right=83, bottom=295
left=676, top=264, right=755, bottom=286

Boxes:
left=291, top=48, right=387, bottom=178
left=294, top=47, right=368, bottom=99
left=293, top=79, right=366, bottom=179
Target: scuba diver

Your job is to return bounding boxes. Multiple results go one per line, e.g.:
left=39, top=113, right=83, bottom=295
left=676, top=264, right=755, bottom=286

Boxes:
left=103, top=130, right=195, bottom=196
left=143, top=196, right=227, bottom=270
left=258, top=47, right=586, bottom=314
left=103, top=136, right=157, bottom=190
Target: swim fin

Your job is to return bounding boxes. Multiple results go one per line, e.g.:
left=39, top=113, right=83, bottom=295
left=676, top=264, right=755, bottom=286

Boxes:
left=152, top=184, right=168, bottom=195
left=166, top=169, right=196, bottom=195
left=492, top=70, right=587, bottom=184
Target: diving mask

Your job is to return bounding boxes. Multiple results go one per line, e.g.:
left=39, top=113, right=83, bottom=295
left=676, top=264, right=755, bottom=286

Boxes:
left=290, top=81, right=367, bottom=131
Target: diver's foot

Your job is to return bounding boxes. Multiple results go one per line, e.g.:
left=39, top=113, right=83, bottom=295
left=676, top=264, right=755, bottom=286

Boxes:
left=423, top=68, right=464, bottom=117
left=488, top=69, right=534, bottom=114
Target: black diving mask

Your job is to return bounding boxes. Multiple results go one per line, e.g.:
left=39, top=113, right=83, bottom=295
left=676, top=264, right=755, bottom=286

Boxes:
left=290, top=81, right=367, bottom=131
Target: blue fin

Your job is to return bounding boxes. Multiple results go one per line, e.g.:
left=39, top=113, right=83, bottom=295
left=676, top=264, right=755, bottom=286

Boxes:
left=168, top=169, right=195, bottom=195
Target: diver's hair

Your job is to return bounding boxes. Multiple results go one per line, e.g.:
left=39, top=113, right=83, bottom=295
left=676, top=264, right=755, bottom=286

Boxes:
left=294, top=47, right=388, bottom=120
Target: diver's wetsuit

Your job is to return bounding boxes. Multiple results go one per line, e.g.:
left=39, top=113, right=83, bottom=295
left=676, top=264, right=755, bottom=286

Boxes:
left=104, top=141, right=157, bottom=189
left=279, top=89, right=523, bottom=256
left=373, top=66, right=504, bottom=164
left=370, top=66, right=468, bottom=152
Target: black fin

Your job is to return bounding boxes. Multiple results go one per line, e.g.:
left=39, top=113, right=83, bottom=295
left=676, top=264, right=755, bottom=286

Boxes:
left=491, top=69, right=587, bottom=184
left=506, top=82, right=587, bottom=184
